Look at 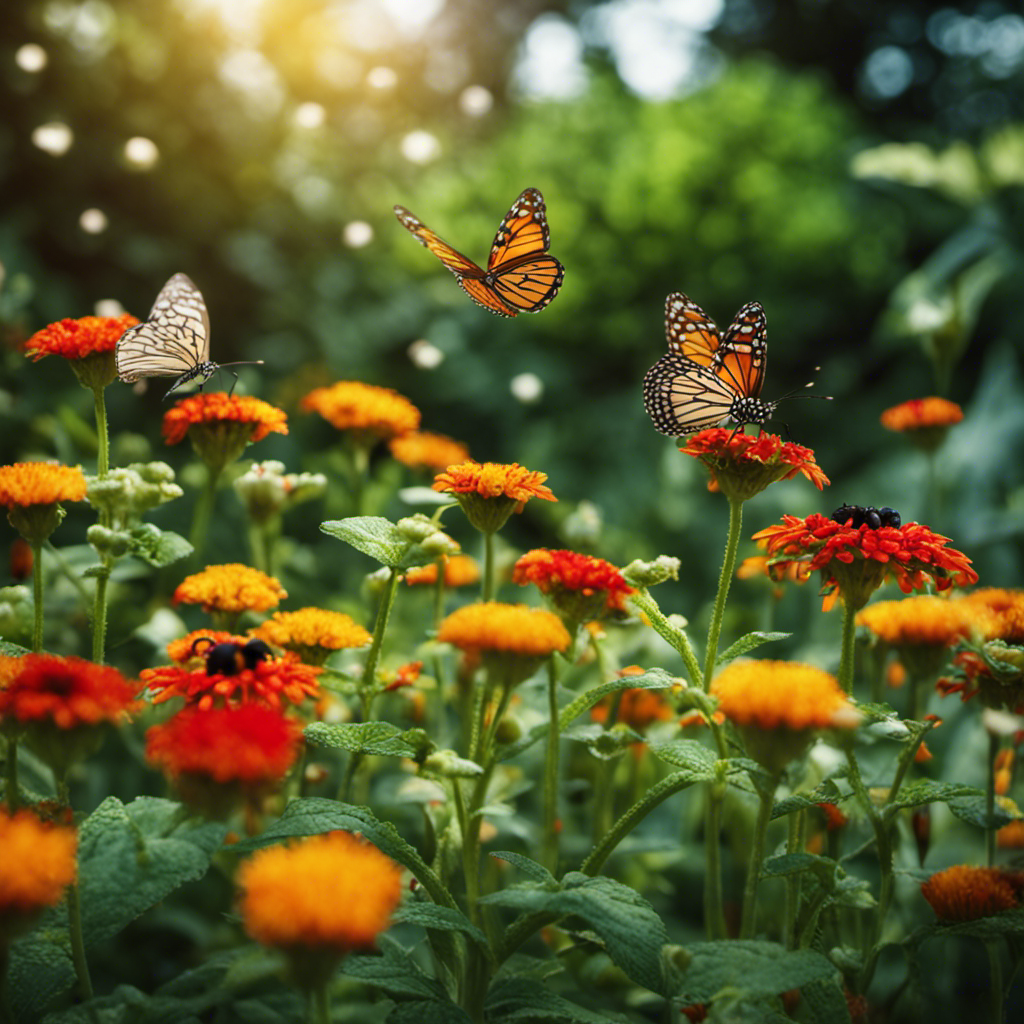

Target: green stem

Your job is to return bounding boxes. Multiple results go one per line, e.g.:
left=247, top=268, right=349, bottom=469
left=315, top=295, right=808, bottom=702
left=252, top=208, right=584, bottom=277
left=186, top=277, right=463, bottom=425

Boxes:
left=43, top=540, right=90, bottom=603
left=31, top=540, right=44, bottom=653
left=580, top=770, right=698, bottom=877
left=482, top=531, right=496, bottom=603
left=704, top=775, right=727, bottom=940
left=361, top=569, right=399, bottom=689
left=543, top=657, right=561, bottom=874
left=190, top=466, right=222, bottom=561
left=838, top=599, right=858, bottom=695
left=987, top=731, right=998, bottom=868
left=703, top=495, right=744, bottom=690
left=91, top=560, right=111, bottom=664
left=92, top=385, right=110, bottom=479
left=784, top=809, right=806, bottom=949
left=310, top=981, right=331, bottom=1024
left=739, top=771, right=780, bottom=940
left=627, top=588, right=702, bottom=685
left=67, top=880, right=93, bottom=1002
left=985, top=940, right=1005, bottom=1024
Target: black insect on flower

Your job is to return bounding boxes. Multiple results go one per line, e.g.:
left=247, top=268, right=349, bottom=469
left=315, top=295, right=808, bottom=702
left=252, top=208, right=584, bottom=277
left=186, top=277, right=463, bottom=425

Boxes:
left=831, top=504, right=901, bottom=530
left=190, top=637, right=275, bottom=677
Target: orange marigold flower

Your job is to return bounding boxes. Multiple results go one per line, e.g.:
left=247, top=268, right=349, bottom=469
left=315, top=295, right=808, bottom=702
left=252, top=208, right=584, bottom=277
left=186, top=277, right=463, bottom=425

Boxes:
left=238, top=831, right=402, bottom=955
left=0, top=654, right=137, bottom=730
left=679, top=428, right=829, bottom=502
left=389, top=430, right=470, bottom=471
left=404, top=554, right=481, bottom=588
left=881, top=397, right=963, bottom=432
left=753, top=513, right=978, bottom=612
left=513, top=549, right=634, bottom=624
left=145, top=704, right=302, bottom=785
left=857, top=597, right=998, bottom=646
left=141, top=655, right=321, bottom=711
left=0, top=462, right=87, bottom=508
left=433, top=461, right=556, bottom=534
left=921, top=865, right=1024, bottom=922
left=166, top=630, right=250, bottom=667
left=24, top=314, right=139, bottom=362
left=591, top=687, right=675, bottom=730
left=301, top=381, right=420, bottom=441
left=962, top=588, right=1024, bottom=644
left=173, top=564, right=287, bottom=616
left=0, top=809, right=77, bottom=920
left=712, top=660, right=856, bottom=732
left=249, top=608, right=371, bottom=666
left=163, top=394, right=288, bottom=446
left=438, top=602, right=571, bottom=658
left=997, top=820, right=1024, bottom=849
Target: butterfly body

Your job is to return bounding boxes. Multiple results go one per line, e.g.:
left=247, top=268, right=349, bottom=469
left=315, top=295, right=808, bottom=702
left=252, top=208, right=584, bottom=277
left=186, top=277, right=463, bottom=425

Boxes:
left=116, top=273, right=261, bottom=397
left=394, top=188, right=564, bottom=317
left=643, top=292, right=774, bottom=436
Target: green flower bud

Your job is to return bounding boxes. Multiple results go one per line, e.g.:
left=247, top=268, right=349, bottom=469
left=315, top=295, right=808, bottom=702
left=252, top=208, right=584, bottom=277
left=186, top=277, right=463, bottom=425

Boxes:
left=622, top=556, right=681, bottom=588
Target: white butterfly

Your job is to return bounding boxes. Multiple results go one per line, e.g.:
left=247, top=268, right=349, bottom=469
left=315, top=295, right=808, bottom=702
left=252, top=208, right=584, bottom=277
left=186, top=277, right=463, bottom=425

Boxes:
left=115, top=273, right=260, bottom=397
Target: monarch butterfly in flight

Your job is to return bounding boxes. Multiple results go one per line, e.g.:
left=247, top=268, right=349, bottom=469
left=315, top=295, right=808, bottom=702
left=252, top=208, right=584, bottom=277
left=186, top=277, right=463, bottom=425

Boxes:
left=643, top=292, right=778, bottom=436
left=394, top=187, right=564, bottom=318
left=115, top=273, right=262, bottom=397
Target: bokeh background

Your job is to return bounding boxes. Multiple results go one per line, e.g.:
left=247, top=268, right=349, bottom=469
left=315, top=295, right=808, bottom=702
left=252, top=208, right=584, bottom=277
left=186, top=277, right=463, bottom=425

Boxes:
left=2, top=0, right=1024, bottom=639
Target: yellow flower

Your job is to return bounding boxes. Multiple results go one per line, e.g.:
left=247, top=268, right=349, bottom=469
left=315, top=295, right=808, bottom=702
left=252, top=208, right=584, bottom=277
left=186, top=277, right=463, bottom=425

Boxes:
left=250, top=608, right=371, bottom=665
left=438, top=602, right=570, bottom=658
left=389, top=430, right=470, bottom=471
left=404, top=554, right=481, bottom=588
left=962, top=588, right=1024, bottom=644
left=0, top=462, right=87, bottom=545
left=301, top=381, right=421, bottom=441
left=173, top=565, right=287, bottom=617
left=920, top=865, right=1024, bottom=922
left=237, top=831, right=402, bottom=986
left=857, top=597, right=998, bottom=646
left=433, top=461, right=556, bottom=534
left=0, top=809, right=77, bottom=929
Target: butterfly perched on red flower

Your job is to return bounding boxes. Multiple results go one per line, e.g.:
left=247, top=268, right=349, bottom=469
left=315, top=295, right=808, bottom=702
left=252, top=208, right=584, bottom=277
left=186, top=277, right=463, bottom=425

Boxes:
left=643, top=292, right=778, bottom=436
left=394, top=188, right=564, bottom=318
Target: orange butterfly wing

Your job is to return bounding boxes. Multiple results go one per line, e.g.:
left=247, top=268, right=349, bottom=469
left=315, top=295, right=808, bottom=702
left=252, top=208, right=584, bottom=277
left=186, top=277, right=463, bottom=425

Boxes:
left=664, top=293, right=721, bottom=366
left=395, top=189, right=564, bottom=317
left=715, top=300, right=767, bottom=399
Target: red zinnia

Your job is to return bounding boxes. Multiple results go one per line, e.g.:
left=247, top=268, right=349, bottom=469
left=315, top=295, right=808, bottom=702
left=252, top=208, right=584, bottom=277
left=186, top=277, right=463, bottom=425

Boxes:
left=513, top=548, right=634, bottom=624
left=24, top=314, right=139, bottom=362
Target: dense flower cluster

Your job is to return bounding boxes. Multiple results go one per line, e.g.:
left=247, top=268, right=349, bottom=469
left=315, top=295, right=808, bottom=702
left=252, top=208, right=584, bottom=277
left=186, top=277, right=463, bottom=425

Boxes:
left=438, top=602, right=571, bottom=658
left=679, top=429, right=829, bottom=501
left=857, top=596, right=998, bottom=647
left=24, top=314, right=139, bottom=361
left=921, top=865, right=1024, bottom=922
left=513, top=549, right=633, bottom=621
left=0, top=463, right=87, bottom=509
left=0, top=809, right=77, bottom=918
left=237, top=831, right=403, bottom=952
left=165, top=630, right=251, bottom=667
left=754, top=513, right=977, bottom=610
left=162, top=394, right=288, bottom=446
left=962, top=588, right=1024, bottom=643
left=301, top=381, right=420, bottom=440
left=433, top=461, right=556, bottom=533
left=389, top=430, right=470, bottom=471
left=250, top=608, right=371, bottom=664
left=173, top=565, right=287, bottom=616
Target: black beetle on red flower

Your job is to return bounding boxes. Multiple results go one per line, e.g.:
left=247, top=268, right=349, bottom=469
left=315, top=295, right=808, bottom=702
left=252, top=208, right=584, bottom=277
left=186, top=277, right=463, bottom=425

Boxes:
left=190, top=637, right=274, bottom=677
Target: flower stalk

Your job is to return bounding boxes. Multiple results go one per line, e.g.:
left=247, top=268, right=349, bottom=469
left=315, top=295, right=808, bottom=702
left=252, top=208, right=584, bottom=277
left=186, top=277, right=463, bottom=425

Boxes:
left=739, top=769, right=781, bottom=939
left=704, top=495, right=744, bottom=690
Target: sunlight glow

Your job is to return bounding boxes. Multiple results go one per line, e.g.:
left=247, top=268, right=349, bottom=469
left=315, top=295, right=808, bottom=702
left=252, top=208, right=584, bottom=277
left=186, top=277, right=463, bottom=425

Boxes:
left=510, top=372, right=544, bottom=404
left=179, top=0, right=266, bottom=43
left=293, top=102, right=326, bottom=128
left=379, top=0, right=444, bottom=36
left=401, top=130, right=441, bottom=164
left=219, top=49, right=284, bottom=113
left=32, top=122, right=73, bottom=156
left=342, top=221, right=374, bottom=248
left=459, top=85, right=494, bottom=117
left=15, top=44, right=48, bottom=73
left=124, top=136, right=159, bottom=169
left=79, top=208, right=109, bottom=234
left=513, top=15, right=587, bottom=100
left=367, top=65, right=398, bottom=90
left=408, top=339, right=444, bottom=369
left=95, top=298, right=126, bottom=317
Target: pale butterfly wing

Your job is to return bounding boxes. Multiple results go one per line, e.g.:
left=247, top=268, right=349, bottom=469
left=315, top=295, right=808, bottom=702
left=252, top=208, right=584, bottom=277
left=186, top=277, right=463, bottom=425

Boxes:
left=115, top=273, right=212, bottom=384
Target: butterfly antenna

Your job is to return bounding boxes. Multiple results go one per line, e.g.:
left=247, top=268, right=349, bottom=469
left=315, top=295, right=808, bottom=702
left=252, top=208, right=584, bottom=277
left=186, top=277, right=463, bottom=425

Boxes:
left=214, top=360, right=265, bottom=398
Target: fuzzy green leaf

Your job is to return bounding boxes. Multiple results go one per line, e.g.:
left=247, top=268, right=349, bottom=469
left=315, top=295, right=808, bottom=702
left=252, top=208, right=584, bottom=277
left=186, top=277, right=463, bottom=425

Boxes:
left=798, top=976, right=853, bottom=1024
left=387, top=1001, right=475, bottom=1024
left=947, top=794, right=1020, bottom=829
left=481, top=873, right=670, bottom=995
left=915, top=907, right=1024, bottom=941
left=647, top=739, right=717, bottom=780
left=673, top=940, right=838, bottom=1004
left=321, top=516, right=407, bottom=566
left=489, top=851, right=558, bottom=885
left=127, top=524, right=193, bottom=567
left=771, top=779, right=846, bottom=821
left=304, top=720, right=429, bottom=759
left=485, top=977, right=625, bottom=1022
left=393, top=902, right=487, bottom=946
left=0, top=640, right=29, bottom=656
left=344, top=935, right=449, bottom=1001
left=716, top=631, right=791, bottom=666
left=884, top=780, right=982, bottom=814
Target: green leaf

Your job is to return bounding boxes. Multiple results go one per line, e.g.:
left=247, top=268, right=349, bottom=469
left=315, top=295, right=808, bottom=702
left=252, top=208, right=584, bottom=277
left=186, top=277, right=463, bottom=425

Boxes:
left=499, top=668, right=677, bottom=762
left=883, top=780, right=983, bottom=815
left=489, top=851, right=558, bottom=885
left=304, top=721, right=430, bottom=759
left=798, top=976, right=853, bottom=1024
left=229, top=798, right=457, bottom=909
left=771, top=780, right=846, bottom=821
left=762, top=852, right=838, bottom=883
left=916, top=907, right=1024, bottom=941
left=563, top=723, right=644, bottom=760
left=481, top=873, right=670, bottom=995
left=485, top=977, right=624, bottom=1023
left=0, top=640, right=29, bottom=657
left=673, top=941, right=838, bottom=1004
left=948, top=794, right=1020, bottom=829
left=386, top=1001, right=474, bottom=1024
left=127, top=523, right=193, bottom=567
left=646, top=739, right=717, bottom=780
left=321, top=516, right=408, bottom=567
left=716, top=631, right=790, bottom=666
left=393, top=902, right=487, bottom=946
left=344, top=935, right=449, bottom=1001
left=8, top=798, right=226, bottom=1019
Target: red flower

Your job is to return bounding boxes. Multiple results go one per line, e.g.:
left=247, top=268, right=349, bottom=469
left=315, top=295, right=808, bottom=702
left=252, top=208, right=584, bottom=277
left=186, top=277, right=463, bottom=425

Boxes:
left=141, top=655, right=321, bottom=711
left=512, top=548, right=633, bottom=624
left=679, top=428, right=829, bottom=501
left=753, top=513, right=978, bottom=611
left=24, top=314, right=139, bottom=361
